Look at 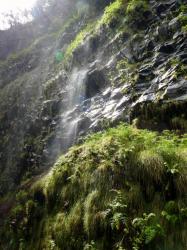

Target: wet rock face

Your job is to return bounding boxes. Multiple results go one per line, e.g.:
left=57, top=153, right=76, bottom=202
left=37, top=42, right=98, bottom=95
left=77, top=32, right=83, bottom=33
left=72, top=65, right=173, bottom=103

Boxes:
left=85, top=69, right=106, bottom=98
left=0, top=0, right=187, bottom=193
left=59, top=0, right=187, bottom=139
left=41, top=99, right=62, bottom=117
left=0, top=52, right=41, bottom=89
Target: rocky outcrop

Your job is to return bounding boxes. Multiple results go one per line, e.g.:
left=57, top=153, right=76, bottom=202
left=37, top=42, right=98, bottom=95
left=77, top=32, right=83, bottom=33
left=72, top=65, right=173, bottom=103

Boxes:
left=58, top=0, right=187, bottom=137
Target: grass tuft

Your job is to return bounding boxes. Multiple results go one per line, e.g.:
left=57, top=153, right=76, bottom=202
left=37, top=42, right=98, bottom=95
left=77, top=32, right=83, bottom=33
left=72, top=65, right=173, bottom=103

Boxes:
left=2, top=124, right=187, bottom=249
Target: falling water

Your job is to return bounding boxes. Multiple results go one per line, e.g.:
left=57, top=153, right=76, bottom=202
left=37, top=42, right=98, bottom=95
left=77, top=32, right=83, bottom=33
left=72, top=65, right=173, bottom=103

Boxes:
left=46, top=66, right=89, bottom=163
left=60, top=67, right=88, bottom=150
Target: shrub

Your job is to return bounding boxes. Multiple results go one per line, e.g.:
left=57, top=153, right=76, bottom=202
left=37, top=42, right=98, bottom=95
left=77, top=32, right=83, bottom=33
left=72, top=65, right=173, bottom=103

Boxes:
left=132, top=213, right=164, bottom=248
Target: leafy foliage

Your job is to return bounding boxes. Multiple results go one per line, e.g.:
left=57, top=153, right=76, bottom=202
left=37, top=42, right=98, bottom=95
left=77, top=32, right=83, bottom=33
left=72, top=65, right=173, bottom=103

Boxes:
left=132, top=213, right=164, bottom=249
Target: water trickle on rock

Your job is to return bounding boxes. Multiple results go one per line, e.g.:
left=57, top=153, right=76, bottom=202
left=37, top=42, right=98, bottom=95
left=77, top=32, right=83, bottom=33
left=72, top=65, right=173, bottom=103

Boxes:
left=60, top=67, right=88, bottom=150
left=48, top=67, right=88, bottom=160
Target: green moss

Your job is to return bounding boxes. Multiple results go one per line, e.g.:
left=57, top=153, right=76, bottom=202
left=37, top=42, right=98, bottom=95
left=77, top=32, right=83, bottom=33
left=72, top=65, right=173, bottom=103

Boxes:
left=179, top=14, right=187, bottom=26
left=1, top=124, right=187, bottom=249
left=178, top=4, right=187, bottom=32
left=64, top=21, right=97, bottom=61
left=182, top=24, right=187, bottom=32
left=116, top=58, right=139, bottom=85
left=131, top=101, right=187, bottom=133
left=180, top=4, right=187, bottom=13
left=168, top=58, right=187, bottom=79
left=63, top=0, right=127, bottom=63
left=99, top=0, right=126, bottom=26
left=126, top=0, right=150, bottom=27
left=0, top=46, right=33, bottom=69
left=137, top=150, right=165, bottom=184
left=98, top=0, right=151, bottom=29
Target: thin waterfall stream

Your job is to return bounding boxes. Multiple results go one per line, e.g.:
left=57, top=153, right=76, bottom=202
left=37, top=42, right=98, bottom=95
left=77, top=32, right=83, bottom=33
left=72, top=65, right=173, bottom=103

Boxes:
left=60, top=67, right=88, bottom=150
left=47, top=67, right=89, bottom=162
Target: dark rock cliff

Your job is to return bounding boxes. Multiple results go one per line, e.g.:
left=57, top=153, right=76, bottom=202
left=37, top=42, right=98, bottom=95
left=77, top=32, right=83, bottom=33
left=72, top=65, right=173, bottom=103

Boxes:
left=0, top=1, right=187, bottom=250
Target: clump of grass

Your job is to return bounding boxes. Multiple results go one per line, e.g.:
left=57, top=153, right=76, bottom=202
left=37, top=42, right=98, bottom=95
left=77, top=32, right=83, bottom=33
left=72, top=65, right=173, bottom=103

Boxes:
left=137, top=150, right=165, bottom=184
left=52, top=201, right=83, bottom=249
left=126, top=183, right=144, bottom=210
left=2, top=124, right=187, bottom=250
left=84, top=190, right=101, bottom=237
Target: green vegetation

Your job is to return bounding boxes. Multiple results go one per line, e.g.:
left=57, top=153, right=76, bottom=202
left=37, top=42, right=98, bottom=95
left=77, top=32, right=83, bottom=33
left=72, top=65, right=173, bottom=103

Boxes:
left=63, top=0, right=152, bottom=63
left=99, top=0, right=150, bottom=28
left=180, top=4, right=187, bottom=13
left=1, top=124, right=187, bottom=250
left=0, top=12, right=82, bottom=85
left=169, top=58, right=187, bottom=79
left=130, top=101, right=187, bottom=132
left=126, top=0, right=150, bottom=27
left=116, top=58, right=139, bottom=85
left=178, top=4, right=187, bottom=32
left=63, top=0, right=148, bottom=63
left=182, top=24, right=187, bottom=32
left=64, top=21, right=97, bottom=61
left=99, top=0, right=126, bottom=26
left=0, top=47, right=32, bottom=67
left=63, top=0, right=126, bottom=62
left=0, top=1, right=187, bottom=249
left=0, top=44, right=39, bottom=83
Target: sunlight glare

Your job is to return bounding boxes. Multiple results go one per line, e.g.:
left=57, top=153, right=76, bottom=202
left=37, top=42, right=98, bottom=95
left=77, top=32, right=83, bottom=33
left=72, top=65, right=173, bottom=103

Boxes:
left=0, top=0, right=37, bottom=29
left=0, top=0, right=37, bottom=13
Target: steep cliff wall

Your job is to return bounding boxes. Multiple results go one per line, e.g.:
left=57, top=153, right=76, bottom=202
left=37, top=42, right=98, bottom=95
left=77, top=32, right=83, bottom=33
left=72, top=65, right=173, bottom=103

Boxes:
left=0, top=0, right=187, bottom=249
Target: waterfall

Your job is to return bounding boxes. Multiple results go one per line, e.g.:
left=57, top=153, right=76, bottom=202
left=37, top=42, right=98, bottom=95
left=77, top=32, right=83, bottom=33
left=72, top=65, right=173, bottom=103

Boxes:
left=60, top=67, right=88, bottom=150
left=47, top=67, right=88, bottom=162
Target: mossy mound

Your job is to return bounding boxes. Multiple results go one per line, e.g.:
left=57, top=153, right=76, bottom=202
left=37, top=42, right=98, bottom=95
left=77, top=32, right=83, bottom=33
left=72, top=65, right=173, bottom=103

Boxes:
left=1, top=124, right=187, bottom=250
left=131, top=101, right=187, bottom=133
